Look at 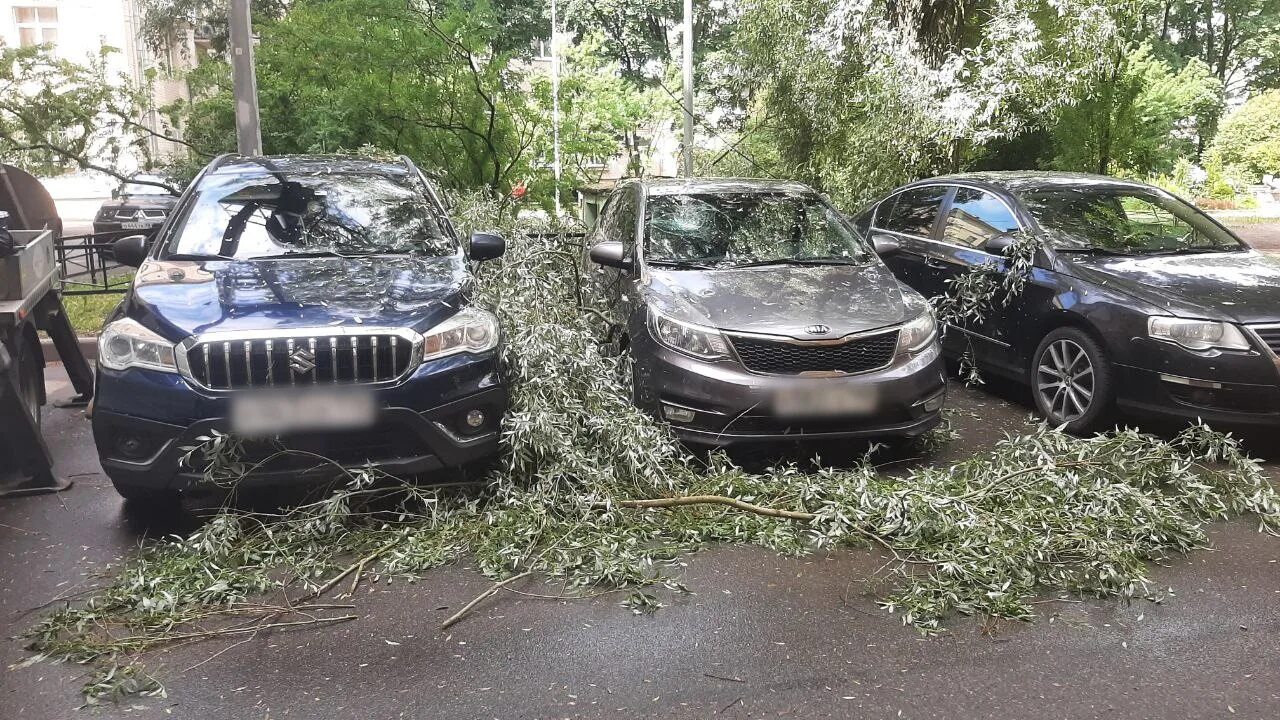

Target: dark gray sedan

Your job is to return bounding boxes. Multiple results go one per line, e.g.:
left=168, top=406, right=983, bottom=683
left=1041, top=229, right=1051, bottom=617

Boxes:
left=583, top=178, right=946, bottom=446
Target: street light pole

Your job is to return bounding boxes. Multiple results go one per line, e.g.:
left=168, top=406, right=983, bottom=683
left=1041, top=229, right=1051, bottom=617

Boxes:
left=681, top=0, right=694, bottom=177
left=229, top=0, right=262, bottom=156
left=551, top=0, right=562, bottom=219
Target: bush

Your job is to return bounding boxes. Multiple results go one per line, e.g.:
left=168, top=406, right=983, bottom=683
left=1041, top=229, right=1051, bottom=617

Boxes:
left=1208, top=90, right=1280, bottom=182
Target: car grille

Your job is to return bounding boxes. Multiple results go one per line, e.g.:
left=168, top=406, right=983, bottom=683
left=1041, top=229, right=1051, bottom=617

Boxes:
left=113, top=208, right=167, bottom=220
left=729, top=330, right=900, bottom=375
left=1251, top=325, right=1280, bottom=355
left=183, top=332, right=418, bottom=390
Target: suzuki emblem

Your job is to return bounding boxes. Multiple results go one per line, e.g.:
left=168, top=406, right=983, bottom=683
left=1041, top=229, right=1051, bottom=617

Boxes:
left=804, top=324, right=831, bottom=335
left=288, top=347, right=317, bottom=374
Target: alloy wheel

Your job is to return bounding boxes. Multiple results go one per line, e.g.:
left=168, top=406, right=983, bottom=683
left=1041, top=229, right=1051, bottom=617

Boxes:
left=1035, top=338, right=1094, bottom=423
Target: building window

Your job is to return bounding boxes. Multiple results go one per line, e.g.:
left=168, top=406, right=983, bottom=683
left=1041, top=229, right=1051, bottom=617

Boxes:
left=14, top=6, right=59, bottom=47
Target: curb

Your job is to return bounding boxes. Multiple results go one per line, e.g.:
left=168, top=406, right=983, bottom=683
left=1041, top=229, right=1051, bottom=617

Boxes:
left=41, top=336, right=97, bottom=364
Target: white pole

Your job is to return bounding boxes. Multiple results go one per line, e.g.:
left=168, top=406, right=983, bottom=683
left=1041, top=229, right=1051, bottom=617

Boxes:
left=681, top=0, right=694, bottom=177
left=550, top=0, right=562, bottom=219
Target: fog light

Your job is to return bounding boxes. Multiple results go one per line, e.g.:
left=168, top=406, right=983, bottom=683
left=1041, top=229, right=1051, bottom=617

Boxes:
left=115, top=430, right=152, bottom=460
left=662, top=404, right=696, bottom=423
left=464, top=409, right=486, bottom=428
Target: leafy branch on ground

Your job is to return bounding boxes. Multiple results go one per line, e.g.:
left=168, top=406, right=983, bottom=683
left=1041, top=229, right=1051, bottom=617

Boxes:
left=18, top=196, right=1280, bottom=704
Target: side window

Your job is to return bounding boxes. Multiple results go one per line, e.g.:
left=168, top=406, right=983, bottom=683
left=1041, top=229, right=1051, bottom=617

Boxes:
left=942, top=188, right=1020, bottom=247
left=852, top=206, right=874, bottom=236
left=612, top=190, right=639, bottom=256
left=879, top=186, right=947, bottom=238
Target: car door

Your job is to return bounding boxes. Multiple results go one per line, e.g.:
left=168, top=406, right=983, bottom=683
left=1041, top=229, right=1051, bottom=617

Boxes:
left=583, top=185, right=641, bottom=330
left=869, top=185, right=951, bottom=298
left=922, top=185, right=1026, bottom=365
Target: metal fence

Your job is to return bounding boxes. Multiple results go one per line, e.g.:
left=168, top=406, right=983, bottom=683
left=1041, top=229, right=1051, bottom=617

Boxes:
left=55, top=231, right=133, bottom=296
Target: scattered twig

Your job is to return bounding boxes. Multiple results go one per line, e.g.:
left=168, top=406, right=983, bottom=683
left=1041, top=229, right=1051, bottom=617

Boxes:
left=703, top=672, right=746, bottom=683
left=605, top=495, right=816, bottom=521
left=301, top=541, right=398, bottom=602
left=441, top=572, right=533, bottom=630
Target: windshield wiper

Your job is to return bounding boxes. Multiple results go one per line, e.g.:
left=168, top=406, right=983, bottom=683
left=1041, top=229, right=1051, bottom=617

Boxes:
left=248, top=250, right=384, bottom=260
left=1140, top=246, right=1242, bottom=256
left=1053, top=247, right=1134, bottom=257
left=164, top=252, right=238, bottom=262
left=647, top=259, right=714, bottom=269
left=728, top=257, right=862, bottom=268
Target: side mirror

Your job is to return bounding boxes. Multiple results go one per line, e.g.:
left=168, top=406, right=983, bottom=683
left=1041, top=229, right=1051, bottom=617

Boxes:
left=112, top=234, right=150, bottom=268
left=111, top=187, right=121, bottom=199
left=983, top=233, right=1018, bottom=256
left=469, top=231, right=506, bottom=262
left=871, top=235, right=900, bottom=255
left=588, top=241, right=631, bottom=270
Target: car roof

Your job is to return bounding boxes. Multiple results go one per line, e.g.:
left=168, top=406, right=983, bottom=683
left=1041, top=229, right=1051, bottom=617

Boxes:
left=210, top=154, right=411, bottom=178
left=635, top=177, right=816, bottom=197
left=913, top=171, right=1157, bottom=195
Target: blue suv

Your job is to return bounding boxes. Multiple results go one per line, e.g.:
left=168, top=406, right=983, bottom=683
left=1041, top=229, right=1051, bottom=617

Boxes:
left=93, top=155, right=508, bottom=502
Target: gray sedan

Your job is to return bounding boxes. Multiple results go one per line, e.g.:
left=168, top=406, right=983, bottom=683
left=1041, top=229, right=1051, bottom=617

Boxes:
left=583, top=177, right=946, bottom=446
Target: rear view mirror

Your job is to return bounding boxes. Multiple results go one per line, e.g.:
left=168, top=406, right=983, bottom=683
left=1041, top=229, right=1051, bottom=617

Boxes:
left=983, top=233, right=1018, bottom=256
left=871, top=235, right=900, bottom=255
left=469, top=231, right=506, bottom=262
left=589, top=241, right=631, bottom=271
left=111, top=234, right=150, bottom=268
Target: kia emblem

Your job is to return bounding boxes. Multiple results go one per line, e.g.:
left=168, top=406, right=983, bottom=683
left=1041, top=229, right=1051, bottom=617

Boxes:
left=804, top=324, right=831, bottom=335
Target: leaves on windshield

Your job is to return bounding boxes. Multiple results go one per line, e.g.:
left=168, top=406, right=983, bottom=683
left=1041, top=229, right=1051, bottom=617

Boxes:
left=171, top=170, right=455, bottom=259
left=1024, top=189, right=1241, bottom=255
left=646, top=192, right=869, bottom=267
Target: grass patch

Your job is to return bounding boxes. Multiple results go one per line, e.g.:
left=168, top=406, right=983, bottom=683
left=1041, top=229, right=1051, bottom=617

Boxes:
left=58, top=274, right=131, bottom=335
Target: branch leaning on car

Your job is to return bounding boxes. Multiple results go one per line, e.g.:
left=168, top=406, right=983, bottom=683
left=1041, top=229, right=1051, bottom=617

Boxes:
left=929, top=232, right=1038, bottom=383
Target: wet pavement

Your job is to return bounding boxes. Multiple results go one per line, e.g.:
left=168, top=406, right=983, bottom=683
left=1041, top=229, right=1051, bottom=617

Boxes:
left=3, top=365, right=1278, bottom=720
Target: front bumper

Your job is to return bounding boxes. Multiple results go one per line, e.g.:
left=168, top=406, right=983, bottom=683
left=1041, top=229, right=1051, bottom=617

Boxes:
left=1113, top=337, right=1280, bottom=428
left=91, top=352, right=507, bottom=491
left=632, top=337, right=947, bottom=446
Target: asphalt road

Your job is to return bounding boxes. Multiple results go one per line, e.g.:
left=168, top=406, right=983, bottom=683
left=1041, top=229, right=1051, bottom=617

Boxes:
left=3, top=365, right=1279, bottom=720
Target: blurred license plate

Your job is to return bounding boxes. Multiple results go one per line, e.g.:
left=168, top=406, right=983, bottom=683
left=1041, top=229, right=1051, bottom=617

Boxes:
left=121, top=221, right=155, bottom=229
left=774, top=385, right=877, bottom=418
left=230, top=388, right=376, bottom=436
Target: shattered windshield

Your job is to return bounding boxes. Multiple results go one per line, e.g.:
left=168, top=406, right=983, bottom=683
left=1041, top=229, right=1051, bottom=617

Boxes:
left=164, top=169, right=454, bottom=259
left=644, top=192, right=872, bottom=268
left=1022, top=187, right=1244, bottom=255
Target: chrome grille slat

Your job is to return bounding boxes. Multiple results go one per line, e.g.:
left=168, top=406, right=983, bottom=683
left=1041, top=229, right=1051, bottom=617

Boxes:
left=182, top=330, right=420, bottom=391
left=1250, top=324, right=1280, bottom=356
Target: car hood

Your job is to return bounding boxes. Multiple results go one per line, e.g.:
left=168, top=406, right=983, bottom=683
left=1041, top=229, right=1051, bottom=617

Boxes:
left=100, top=195, right=179, bottom=211
left=644, top=262, right=922, bottom=339
left=1055, top=250, right=1280, bottom=324
left=130, top=254, right=469, bottom=341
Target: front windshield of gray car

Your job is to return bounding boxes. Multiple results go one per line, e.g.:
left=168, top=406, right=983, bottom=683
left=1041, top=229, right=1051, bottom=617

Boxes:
left=644, top=192, right=872, bottom=267
left=1022, top=187, right=1244, bottom=255
left=164, top=169, right=453, bottom=260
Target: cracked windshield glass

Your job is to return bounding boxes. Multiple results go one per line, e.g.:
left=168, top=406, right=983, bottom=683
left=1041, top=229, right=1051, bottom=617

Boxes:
left=166, top=170, right=453, bottom=260
left=645, top=192, right=872, bottom=268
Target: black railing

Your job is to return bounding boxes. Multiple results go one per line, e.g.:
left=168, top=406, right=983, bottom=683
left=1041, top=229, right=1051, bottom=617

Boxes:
left=55, top=231, right=133, bottom=296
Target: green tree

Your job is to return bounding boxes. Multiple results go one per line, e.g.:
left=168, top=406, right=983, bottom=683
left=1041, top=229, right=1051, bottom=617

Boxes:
left=1153, top=0, right=1280, bottom=93
left=175, top=0, right=541, bottom=192
left=1050, top=45, right=1223, bottom=176
left=0, top=44, right=190, bottom=191
left=1208, top=90, right=1280, bottom=180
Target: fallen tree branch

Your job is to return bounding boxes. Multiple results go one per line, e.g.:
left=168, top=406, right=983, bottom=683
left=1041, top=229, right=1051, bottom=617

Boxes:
left=605, top=495, right=816, bottom=521
left=301, top=541, right=398, bottom=602
left=441, top=571, right=533, bottom=630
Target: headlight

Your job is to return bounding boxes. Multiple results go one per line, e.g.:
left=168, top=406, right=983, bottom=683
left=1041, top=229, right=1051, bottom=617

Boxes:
left=98, top=318, right=178, bottom=372
left=896, top=312, right=937, bottom=355
left=648, top=309, right=730, bottom=359
left=421, top=307, right=500, bottom=360
left=1148, top=316, right=1250, bottom=351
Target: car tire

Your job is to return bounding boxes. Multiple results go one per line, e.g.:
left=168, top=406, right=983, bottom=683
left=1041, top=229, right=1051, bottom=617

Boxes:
left=1031, top=327, right=1114, bottom=435
left=17, top=339, right=42, bottom=427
